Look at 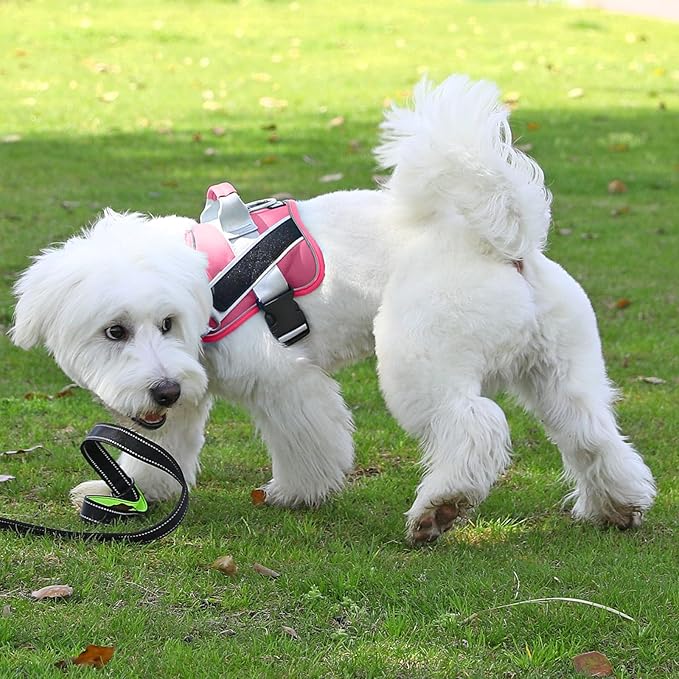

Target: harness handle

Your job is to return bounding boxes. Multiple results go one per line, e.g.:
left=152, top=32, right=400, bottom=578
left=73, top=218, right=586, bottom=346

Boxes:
left=200, top=182, right=258, bottom=237
left=0, top=424, right=188, bottom=543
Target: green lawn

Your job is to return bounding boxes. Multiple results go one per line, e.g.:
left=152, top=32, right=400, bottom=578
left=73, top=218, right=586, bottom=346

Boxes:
left=1, top=0, right=678, bottom=676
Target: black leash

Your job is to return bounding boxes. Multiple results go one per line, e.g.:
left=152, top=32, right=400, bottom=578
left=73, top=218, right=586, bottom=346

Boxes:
left=0, top=423, right=188, bottom=543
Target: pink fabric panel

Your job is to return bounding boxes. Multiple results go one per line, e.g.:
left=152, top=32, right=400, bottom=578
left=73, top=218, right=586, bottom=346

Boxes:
left=191, top=222, right=235, bottom=283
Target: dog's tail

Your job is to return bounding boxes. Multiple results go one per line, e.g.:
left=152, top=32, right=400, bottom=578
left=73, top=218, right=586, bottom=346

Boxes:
left=375, top=75, right=551, bottom=261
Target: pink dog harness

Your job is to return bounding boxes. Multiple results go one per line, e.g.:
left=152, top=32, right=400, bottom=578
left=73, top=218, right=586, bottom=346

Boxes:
left=186, top=183, right=325, bottom=345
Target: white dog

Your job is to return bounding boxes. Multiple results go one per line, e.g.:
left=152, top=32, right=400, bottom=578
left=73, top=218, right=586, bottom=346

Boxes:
left=11, top=75, right=655, bottom=543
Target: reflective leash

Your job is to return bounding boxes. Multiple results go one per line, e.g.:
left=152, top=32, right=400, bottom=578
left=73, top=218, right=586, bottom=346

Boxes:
left=0, top=424, right=187, bottom=543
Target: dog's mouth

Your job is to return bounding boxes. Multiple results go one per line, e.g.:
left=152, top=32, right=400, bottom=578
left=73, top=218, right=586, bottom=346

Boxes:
left=132, top=411, right=167, bottom=430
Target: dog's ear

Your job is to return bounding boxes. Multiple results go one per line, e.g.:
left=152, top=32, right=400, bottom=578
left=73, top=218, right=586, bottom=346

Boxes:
left=10, top=244, right=81, bottom=350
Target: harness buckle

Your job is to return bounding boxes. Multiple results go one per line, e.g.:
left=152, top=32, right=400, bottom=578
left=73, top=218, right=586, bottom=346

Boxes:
left=258, top=288, right=309, bottom=346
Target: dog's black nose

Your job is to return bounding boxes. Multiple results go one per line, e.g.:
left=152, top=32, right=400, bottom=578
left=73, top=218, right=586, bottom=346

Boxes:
left=150, top=380, right=181, bottom=407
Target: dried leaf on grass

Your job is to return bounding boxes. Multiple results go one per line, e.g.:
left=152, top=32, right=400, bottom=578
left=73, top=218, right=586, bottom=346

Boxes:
left=637, top=376, right=666, bottom=385
left=0, top=474, right=15, bottom=483
left=24, top=384, right=78, bottom=401
left=1, top=444, right=45, bottom=457
left=210, top=555, right=238, bottom=576
left=55, top=645, right=115, bottom=670
left=572, top=651, right=614, bottom=676
left=614, top=298, right=631, bottom=309
left=31, top=585, right=74, bottom=601
left=319, top=172, right=343, bottom=183
left=253, top=563, right=280, bottom=579
left=282, top=625, right=299, bottom=639
left=607, top=179, right=628, bottom=194
left=2, top=605, right=11, bottom=617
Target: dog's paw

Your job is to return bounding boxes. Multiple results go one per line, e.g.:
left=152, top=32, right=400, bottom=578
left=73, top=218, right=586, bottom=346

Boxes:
left=407, top=499, right=469, bottom=546
left=70, top=480, right=111, bottom=511
left=254, top=479, right=333, bottom=508
left=573, top=502, right=644, bottom=530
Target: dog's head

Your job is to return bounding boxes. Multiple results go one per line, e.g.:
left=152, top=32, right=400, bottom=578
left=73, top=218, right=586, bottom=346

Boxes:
left=11, top=209, right=213, bottom=431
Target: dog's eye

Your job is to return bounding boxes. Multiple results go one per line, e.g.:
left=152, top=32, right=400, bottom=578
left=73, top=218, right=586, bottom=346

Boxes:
left=160, top=317, right=173, bottom=334
left=104, top=325, right=128, bottom=341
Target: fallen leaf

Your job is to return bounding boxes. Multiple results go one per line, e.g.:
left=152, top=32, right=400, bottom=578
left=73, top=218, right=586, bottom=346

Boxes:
left=204, top=147, right=217, bottom=157
left=328, top=115, right=345, bottom=128
left=210, top=555, right=238, bottom=576
left=259, top=154, right=278, bottom=165
left=503, top=91, right=520, bottom=105
left=24, top=384, right=77, bottom=400
left=2, top=134, right=21, bottom=143
left=608, top=143, right=629, bottom=153
left=55, top=383, right=78, bottom=398
left=568, top=87, right=585, bottom=99
left=268, top=132, right=280, bottom=143
left=212, top=126, right=226, bottom=136
left=56, top=645, right=115, bottom=670
left=1, top=444, right=45, bottom=457
left=2, top=605, right=11, bottom=617
left=637, top=376, right=666, bottom=385
left=611, top=206, right=630, bottom=217
left=61, top=201, right=81, bottom=210
left=282, top=626, right=299, bottom=639
left=572, top=651, right=613, bottom=676
left=527, top=121, right=541, bottom=131
left=250, top=488, right=267, bottom=505
left=319, top=173, right=343, bottom=183
left=348, top=139, right=362, bottom=152
left=192, top=132, right=203, bottom=142
left=608, top=179, right=628, bottom=194
left=98, top=91, right=119, bottom=103
left=302, top=154, right=318, bottom=165
left=0, top=475, right=15, bottom=483
left=253, top=563, right=280, bottom=579
left=259, top=96, right=288, bottom=110
left=31, top=584, right=74, bottom=601
left=615, top=298, right=631, bottom=309
left=558, top=228, right=573, bottom=236
left=261, top=123, right=277, bottom=131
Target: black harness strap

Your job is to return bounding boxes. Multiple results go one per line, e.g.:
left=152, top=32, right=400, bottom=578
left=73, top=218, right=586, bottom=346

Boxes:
left=211, top=217, right=303, bottom=314
left=0, top=424, right=188, bottom=543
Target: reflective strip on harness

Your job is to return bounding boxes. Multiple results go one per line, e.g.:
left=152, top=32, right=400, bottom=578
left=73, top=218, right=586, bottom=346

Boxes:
left=187, top=184, right=325, bottom=345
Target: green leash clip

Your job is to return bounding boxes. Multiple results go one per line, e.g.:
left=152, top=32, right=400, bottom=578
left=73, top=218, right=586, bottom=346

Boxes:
left=87, top=486, right=148, bottom=514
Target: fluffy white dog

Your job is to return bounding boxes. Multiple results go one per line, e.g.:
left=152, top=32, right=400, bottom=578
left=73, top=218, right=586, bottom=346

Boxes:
left=11, top=75, right=655, bottom=543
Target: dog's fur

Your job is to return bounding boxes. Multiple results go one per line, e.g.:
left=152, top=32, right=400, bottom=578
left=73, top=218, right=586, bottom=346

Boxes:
left=11, top=75, right=655, bottom=543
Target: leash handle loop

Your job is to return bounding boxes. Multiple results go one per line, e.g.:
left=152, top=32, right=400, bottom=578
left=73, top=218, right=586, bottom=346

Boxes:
left=0, top=424, right=188, bottom=543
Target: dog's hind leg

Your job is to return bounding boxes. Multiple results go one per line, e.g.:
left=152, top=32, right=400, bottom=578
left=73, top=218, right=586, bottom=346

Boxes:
left=404, top=391, right=512, bottom=545
left=248, top=361, right=355, bottom=508
left=374, top=265, right=527, bottom=545
left=510, top=263, right=656, bottom=528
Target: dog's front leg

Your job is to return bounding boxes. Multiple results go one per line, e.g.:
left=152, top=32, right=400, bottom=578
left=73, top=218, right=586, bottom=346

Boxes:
left=248, top=364, right=355, bottom=507
left=70, top=396, right=212, bottom=507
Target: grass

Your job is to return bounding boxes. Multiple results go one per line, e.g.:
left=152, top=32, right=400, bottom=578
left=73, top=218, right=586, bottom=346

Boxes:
left=1, top=0, right=678, bottom=676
